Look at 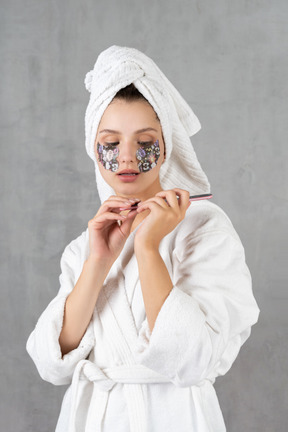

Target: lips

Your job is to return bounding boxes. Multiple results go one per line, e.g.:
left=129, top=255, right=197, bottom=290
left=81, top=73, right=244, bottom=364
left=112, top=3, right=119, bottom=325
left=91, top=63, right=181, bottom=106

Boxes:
left=117, top=169, right=140, bottom=183
left=117, top=170, right=139, bottom=176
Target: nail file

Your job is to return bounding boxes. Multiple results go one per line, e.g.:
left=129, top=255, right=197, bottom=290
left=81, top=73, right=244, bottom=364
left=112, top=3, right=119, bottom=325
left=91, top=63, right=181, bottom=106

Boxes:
left=188, top=193, right=213, bottom=201
left=119, top=193, right=213, bottom=211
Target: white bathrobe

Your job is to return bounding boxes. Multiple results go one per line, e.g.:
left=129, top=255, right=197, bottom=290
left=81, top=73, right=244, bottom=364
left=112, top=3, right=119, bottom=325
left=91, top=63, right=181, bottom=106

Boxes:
left=26, top=200, right=260, bottom=432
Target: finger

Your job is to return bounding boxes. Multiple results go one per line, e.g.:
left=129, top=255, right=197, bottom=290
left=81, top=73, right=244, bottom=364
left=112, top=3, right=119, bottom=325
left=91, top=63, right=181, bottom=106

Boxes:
left=126, top=208, right=139, bottom=218
left=118, top=202, right=141, bottom=211
left=97, top=199, right=139, bottom=215
left=89, top=212, right=127, bottom=228
left=137, top=200, right=165, bottom=214
left=118, top=209, right=138, bottom=235
left=155, top=190, right=179, bottom=208
left=103, top=196, right=139, bottom=207
left=137, top=196, right=168, bottom=210
left=107, top=195, right=141, bottom=202
left=171, top=188, right=190, bottom=210
left=103, top=196, right=140, bottom=206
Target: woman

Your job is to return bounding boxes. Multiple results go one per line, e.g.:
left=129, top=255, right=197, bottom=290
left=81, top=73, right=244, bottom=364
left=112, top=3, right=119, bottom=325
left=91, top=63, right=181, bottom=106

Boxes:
left=27, top=46, right=260, bottom=432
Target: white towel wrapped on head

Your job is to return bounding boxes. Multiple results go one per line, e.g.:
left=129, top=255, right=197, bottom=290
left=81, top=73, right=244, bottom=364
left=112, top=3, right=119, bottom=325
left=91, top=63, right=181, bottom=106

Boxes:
left=84, top=45, right=210, bottom=203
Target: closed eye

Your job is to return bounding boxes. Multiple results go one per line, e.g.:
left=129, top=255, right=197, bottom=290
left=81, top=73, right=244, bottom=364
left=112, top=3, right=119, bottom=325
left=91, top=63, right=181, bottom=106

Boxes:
left=138, top=141, right=153, bottom=146
left=104, top=142, right=119, bottom=146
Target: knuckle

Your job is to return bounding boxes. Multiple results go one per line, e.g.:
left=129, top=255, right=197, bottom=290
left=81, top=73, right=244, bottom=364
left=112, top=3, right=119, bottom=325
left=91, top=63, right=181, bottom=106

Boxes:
left=89, top=215, right=99, bottom=224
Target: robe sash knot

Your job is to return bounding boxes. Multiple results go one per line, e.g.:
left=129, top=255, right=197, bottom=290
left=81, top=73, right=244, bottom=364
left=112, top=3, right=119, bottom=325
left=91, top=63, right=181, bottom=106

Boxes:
left=68, top=359, right=171, bottom=432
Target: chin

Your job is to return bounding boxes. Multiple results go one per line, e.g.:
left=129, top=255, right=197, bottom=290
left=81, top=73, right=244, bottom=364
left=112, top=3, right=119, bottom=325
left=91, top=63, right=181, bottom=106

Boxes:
left=114, top=185, right=141, bottom=197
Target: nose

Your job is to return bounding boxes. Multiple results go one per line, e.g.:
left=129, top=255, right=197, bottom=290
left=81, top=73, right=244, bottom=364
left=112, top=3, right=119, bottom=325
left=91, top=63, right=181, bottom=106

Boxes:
left=118, top=140, right=136, bottom=164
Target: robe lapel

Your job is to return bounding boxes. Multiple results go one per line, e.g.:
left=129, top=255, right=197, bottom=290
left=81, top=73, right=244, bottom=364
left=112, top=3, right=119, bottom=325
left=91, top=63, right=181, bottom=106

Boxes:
left=96, top=231, right=140, bottom=364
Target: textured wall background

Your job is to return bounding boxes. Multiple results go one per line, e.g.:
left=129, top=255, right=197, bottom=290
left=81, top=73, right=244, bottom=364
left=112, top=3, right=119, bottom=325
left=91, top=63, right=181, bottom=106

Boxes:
left=1, top=0, right=287, bottom=431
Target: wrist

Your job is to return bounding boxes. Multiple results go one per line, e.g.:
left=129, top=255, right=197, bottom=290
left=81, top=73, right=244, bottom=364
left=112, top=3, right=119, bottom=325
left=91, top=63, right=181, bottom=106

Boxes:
left=134, top=241, right=160, bottom=258
left=85, top=255, right=113, bottom=273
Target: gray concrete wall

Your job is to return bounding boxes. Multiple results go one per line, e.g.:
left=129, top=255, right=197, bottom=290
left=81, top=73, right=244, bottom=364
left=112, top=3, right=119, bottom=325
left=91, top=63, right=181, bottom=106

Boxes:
left=1, top=0, right=287, bottom=430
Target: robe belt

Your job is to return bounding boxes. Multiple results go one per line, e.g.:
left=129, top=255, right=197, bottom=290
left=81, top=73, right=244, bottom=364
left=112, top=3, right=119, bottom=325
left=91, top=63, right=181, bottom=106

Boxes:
left=68, top=359, right=171, bottom=432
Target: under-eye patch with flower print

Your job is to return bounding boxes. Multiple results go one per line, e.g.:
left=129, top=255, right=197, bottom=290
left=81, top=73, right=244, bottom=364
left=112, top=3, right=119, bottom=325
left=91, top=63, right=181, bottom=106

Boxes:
left=136, top=140, right=160, bottom=172
left=97, top=143, right=119, bottom=172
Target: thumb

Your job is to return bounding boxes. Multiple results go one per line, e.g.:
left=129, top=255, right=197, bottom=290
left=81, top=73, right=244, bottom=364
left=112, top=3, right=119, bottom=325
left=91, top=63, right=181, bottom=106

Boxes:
left=119, top=210, right=138, bottom=236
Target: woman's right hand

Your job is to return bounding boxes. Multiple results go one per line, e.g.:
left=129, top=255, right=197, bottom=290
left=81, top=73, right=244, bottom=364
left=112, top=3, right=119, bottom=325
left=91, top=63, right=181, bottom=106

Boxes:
left=87, top=196, right=138, bottom=263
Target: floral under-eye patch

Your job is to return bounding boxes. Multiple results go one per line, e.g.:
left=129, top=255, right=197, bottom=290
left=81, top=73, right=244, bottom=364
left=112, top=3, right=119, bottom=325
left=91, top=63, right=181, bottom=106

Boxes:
left=136, top=140, right=160, bottom=172
left=97, top=143, right=119, bottom=172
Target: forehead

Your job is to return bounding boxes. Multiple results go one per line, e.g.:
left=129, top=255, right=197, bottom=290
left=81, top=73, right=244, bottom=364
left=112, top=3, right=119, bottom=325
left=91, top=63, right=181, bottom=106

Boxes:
left=98, top=99, right=161, bottom=133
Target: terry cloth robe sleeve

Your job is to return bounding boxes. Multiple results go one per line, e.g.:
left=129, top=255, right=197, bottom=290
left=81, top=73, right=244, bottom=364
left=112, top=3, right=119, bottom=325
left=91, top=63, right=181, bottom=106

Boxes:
left=26, top=229, right=95, bottom=386
left=133, top=205, right=260, bottom=388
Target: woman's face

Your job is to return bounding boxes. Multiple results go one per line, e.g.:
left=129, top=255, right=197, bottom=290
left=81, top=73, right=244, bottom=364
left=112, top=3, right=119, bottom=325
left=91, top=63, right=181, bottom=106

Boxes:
left=94, top=98, right=165, bottom=200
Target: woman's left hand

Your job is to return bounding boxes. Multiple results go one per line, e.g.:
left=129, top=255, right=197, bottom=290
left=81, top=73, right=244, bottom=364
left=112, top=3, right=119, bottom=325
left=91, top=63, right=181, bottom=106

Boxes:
left=134, top=188, right=190, bottom=251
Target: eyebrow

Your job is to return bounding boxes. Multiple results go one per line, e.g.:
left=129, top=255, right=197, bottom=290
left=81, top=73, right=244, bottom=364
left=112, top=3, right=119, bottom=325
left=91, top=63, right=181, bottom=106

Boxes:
left=99, top=127, right=158, bottom=134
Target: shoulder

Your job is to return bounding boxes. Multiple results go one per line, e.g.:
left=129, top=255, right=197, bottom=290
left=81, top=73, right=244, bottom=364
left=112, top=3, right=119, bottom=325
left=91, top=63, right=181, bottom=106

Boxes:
left=175, top=200, right=242, bottom=244
left=58, top=227, right=90, bottom=284
left=164, top=200, right=248, bottom=267
left=61, top=227, right=89, bottom=267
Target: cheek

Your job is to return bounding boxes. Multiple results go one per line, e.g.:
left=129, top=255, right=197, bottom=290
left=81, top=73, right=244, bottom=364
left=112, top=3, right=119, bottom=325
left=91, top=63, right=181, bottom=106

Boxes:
left=136, top=140, right=161, bottom=173
left=97, top=142, right=119, bottom=172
